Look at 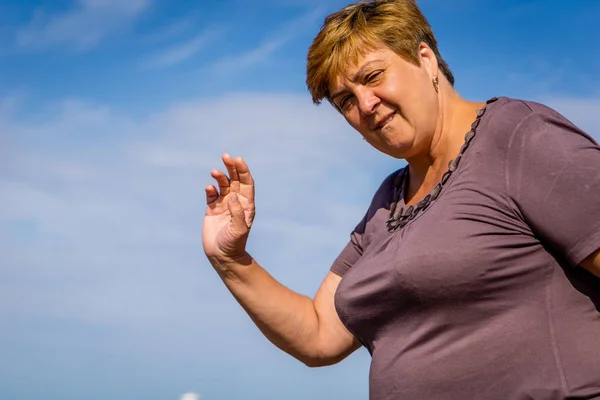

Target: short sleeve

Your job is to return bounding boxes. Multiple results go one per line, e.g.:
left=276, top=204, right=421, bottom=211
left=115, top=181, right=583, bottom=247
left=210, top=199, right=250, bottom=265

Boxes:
left=330, top=215, right=366, bottom=277
left=506, top=106, right=600, bottom=266
left=330, top=169, right=401, bottom=277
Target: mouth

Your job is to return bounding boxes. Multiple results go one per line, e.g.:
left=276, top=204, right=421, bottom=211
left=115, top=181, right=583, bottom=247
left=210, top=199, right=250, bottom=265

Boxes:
left=375, top=111, right=395, bottom=130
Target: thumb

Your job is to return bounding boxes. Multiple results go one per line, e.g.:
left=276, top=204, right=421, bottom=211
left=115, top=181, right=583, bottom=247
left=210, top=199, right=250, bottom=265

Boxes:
left=227, top=193, right=249, bottom=237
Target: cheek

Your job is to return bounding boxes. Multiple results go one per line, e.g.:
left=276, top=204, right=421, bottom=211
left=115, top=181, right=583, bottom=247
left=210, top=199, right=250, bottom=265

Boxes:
left=418, top=101, right=439, bottom=132
left=404, top=93, right=437, bottom=129
left=391, top=112, right=414, bottom=137
left=344, top=111, right=368, bottom=134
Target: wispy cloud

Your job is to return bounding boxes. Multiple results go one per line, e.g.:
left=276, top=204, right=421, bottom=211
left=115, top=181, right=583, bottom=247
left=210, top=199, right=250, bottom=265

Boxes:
left=210, top=37, right=288, bottom=72
left=209, top=7, right=324, bottom=73
left=15, top=0, right=150, bottom=52
left=141, top=28, right=224, bottom=69
left=0, top=92, right=380, bottom=329
left=142, top=15, right=198, bottom=44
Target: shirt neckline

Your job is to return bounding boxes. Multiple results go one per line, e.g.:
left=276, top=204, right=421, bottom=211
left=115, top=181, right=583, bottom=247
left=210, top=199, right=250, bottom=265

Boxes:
left=386, top=97, right=500, bottom=232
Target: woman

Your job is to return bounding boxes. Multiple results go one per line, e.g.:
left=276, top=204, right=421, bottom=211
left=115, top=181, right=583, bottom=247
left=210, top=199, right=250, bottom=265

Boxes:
left=202, top=0, right=600, bottom=399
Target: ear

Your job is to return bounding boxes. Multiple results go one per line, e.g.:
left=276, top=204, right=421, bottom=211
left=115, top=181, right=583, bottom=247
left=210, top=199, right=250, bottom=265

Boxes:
left=418, top=42, right=439, bottom=78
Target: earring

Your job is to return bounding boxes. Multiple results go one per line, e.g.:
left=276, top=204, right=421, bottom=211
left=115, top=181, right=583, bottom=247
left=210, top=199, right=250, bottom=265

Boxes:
left=433, top=76, right=439, bottom=93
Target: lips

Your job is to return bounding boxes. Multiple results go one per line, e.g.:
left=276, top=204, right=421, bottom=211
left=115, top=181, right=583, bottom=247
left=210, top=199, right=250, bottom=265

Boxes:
left=375, top=111, right=395, bottom=130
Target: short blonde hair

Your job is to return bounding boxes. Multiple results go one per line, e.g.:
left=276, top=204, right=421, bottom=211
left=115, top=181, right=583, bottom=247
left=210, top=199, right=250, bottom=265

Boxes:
left=306, top=0, right=454, bottom=104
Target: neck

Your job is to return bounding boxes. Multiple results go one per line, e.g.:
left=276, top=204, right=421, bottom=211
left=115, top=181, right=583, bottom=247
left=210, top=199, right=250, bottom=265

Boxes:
left=404, top=88, right=485, bottom=205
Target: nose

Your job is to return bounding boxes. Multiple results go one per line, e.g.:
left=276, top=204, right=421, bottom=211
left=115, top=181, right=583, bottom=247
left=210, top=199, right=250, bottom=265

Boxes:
left=356, top=89, right=379, bottom=116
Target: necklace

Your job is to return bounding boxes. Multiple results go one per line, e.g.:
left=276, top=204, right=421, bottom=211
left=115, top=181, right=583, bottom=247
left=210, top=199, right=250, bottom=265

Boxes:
left=386, top=97, right=499, bottom=232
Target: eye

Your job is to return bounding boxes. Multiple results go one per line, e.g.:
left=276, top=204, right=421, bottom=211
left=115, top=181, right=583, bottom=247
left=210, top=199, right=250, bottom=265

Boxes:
left=365, top=70, right=383, bottom=83
left=339, top=94, right=354, bottom=111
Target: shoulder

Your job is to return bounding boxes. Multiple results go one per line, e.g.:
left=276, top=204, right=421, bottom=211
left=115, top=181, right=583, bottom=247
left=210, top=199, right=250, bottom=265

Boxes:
left=484, top=97, right=560, bottom=132
left=486, top=96, right=588, bottom=132
left=480, top=96, right=596, bottom=151
left=499, top=97, right=597, bottom=148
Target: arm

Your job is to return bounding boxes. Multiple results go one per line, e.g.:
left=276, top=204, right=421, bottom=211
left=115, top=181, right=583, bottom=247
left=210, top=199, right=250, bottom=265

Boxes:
left=202, top=154, right=360, bottom=367
left=581, top=249, right=600, bottom=278
left=221, top=259, right=360, bottom=367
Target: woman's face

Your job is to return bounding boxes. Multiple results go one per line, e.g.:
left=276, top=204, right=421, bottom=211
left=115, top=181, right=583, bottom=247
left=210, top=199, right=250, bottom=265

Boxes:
left=329, top=45, right=440, bottom=160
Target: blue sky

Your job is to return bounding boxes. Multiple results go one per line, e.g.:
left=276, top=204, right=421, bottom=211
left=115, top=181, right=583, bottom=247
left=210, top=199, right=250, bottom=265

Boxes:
left=1, top=1, right=599, bottom=399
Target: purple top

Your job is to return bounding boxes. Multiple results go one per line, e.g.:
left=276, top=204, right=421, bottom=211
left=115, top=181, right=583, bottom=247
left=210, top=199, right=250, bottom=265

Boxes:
left=332, top=97, right=600, bottom=400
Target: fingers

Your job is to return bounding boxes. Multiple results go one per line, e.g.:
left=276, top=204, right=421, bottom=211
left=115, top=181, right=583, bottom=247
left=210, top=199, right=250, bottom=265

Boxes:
left=235, top=157, right=254, bottom=185
left=222, top=153, right=254, bottom=187
left=210, top=169, right=231, bottom=196
left=205, top=184, right=219, bottom=204
left=222, top=153, right=240, bottom=192
left=234, top=156, right=255, bottom=203
left=211, top=154, right=254, bottom=201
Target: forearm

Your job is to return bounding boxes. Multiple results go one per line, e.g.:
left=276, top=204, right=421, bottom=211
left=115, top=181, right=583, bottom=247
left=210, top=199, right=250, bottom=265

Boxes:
left=213, top=253, right=327, bottom=366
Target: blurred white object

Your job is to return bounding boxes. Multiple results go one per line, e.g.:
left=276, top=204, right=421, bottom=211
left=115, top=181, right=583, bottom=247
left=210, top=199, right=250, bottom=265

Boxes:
left=180, top=393, right=201, bottom=400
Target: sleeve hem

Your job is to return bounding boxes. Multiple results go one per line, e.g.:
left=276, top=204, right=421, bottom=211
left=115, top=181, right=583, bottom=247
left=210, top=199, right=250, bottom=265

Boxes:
left=567, top=227, right=600, bottom=267
left=330, top=260, right=350, bottom=277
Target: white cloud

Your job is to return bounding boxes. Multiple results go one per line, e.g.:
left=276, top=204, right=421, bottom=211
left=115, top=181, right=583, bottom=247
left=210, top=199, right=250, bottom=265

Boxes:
left=15, top=0, right=150, bottom=51
left=211, top=37, right=288, bottom=72
left=0, top=93, right=380, bottom=400
left=142, top=28, right=224, bottom=69
left=0, top=92, right=386, bottom=332
left=180, top=393, right=201, bottom=400
left=209, top=7, right=325, bottom=73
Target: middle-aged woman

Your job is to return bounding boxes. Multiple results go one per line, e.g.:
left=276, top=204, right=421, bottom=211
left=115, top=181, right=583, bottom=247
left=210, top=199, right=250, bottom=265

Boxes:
left=202, top=0, right=600, bottom=399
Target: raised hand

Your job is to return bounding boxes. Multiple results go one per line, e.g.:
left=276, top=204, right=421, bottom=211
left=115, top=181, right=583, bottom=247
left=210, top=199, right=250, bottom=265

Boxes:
left=202, top=154, right=255, bottom=270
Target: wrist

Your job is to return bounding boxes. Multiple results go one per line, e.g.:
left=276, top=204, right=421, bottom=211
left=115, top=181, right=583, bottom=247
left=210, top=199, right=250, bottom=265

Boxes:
left=209, top=252, right=254, bottom=281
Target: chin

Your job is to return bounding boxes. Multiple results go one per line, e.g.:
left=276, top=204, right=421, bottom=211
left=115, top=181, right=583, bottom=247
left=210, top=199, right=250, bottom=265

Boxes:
left=381, top=137, right=413, bottom=154
left=373, top=143, right=412, bottom=159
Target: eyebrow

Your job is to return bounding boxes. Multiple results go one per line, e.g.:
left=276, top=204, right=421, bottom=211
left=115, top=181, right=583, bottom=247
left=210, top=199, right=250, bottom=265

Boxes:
left=329, top=60, right=383, bottom=101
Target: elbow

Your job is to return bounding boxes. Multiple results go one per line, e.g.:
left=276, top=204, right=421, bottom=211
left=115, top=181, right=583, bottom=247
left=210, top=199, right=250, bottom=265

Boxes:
left=295, top=338, right=358, bottom=368
left=301, top=358, right=333, bottom=368
left=299, top=353, right=343, bottom=368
